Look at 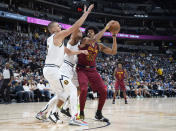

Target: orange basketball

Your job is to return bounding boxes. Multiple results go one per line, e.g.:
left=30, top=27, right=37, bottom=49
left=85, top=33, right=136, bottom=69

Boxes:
left=109, top=21, right=120, bottom=34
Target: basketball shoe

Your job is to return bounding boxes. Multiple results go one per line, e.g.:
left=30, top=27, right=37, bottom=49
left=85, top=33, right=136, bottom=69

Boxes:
left=61, top=107, right=71, bottom=117
left=35, top=111, right=47, bottom=121
left=95, top=110, right=109, bottom=122
left=112, top=99, right=115, bottom=104
left=69, top=116, right=88, bottom=126
left=48, top=112, right=63, bottom=124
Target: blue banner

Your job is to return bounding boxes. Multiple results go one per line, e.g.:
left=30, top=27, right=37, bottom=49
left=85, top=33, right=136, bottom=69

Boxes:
left=0, top=11, right=27, bottom=21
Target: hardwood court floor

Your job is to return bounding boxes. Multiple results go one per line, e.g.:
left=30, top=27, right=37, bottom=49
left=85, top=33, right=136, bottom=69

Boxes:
left=0, top=98, right=176, bottom=131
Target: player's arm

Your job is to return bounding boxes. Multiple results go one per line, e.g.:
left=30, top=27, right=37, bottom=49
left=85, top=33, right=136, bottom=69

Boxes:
left=93, top=20, right=115, bottom=42
left=57, top=5, right=94, bottom=39
left=113, top=68, right=117, bottom=80
left=64, top=46, right=88, bottom=56
left=98, top=35, right=117, bottom=55
left=68, top=29, right=80, bottom=45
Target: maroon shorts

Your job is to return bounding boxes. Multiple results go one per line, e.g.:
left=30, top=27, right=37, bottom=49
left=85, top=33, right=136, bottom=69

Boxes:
left=115, top=81, right=126, bottom=91
left=77, top=68, right=107, bottom=92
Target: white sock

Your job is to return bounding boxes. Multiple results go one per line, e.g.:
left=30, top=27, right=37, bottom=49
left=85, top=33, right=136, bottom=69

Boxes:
left=62, top=97, right=70, bottom=110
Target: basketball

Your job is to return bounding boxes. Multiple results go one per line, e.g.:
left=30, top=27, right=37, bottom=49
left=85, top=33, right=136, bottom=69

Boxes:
left=109, top=21, right=120, bottom=34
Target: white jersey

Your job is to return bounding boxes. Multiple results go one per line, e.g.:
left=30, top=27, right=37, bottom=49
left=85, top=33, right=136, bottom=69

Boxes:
left=45, top=34, right=64, bottom=66
left=64, top=41, right=80, bottom=65
left=59, top=41, right=80, bottom=81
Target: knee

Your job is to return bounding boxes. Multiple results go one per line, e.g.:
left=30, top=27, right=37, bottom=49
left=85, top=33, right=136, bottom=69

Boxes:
left=80, top=83, right=88, bottom=93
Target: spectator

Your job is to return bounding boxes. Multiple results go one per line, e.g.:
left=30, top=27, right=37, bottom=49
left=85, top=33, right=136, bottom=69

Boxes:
left=14, top=82, right=24, bottom=103
left=1, top=63, right=14, bottom=104
left=23, top=83, right=34, bottom=102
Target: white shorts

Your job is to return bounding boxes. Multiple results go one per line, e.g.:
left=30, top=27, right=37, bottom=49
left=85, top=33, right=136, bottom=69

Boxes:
left=59, top=63, right=79, bottom=87
left=43, top=66, right=76, bottom=101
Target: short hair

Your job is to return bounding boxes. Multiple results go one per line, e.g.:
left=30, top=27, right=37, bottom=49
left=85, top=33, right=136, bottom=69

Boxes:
left=85, top=26, right=98, bottom=35
left=47, top=21, right=57, bottom=30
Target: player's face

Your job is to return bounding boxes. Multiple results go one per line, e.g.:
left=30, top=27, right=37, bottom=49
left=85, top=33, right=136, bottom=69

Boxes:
left=118, top=64, right=122, bottom=69
left=52, top=23, right=61, bottom=33
left=87, top=29, right=95, bottom=38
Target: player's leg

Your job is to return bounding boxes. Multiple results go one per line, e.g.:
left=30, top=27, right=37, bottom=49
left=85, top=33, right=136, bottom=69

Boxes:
left=112, top=90, right=118, bottom=104
left=118, top=89, right=121, bottom=99
left=88, top=70, right=109, bottom=122
left=120, top=82, right=128, bottom=104
left=59, top=77, right=87, bottom=126
left=61, top=96, right=71, bottom=117
left=61, top=72, right=80, bottom=118
left=77, top=69, right=89, bottom=120
left=36, top=95, right=60, bottom=120
left=36, top=67, right=64, bottom=122
left=72, top=71, right=81, bottom=114
left=113, top=82, right=119, bottom=104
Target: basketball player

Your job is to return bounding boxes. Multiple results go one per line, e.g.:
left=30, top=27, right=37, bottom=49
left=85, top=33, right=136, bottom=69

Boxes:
left=77, top=21, right=118, bottom=122
left=112, top=63, right=128, bottom=104
left=59, top=28, right=83, bottom=117
left=36, top=4, right=94, bottom=126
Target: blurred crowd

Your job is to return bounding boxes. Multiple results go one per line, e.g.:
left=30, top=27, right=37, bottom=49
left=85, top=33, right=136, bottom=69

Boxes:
left=0, top=31, right=176, bottom=103
left=97, top=53, right=176, bottom=99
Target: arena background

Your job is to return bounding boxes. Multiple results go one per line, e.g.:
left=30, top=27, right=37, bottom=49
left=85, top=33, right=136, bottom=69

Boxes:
left=0, top=0, right=176, bottom=131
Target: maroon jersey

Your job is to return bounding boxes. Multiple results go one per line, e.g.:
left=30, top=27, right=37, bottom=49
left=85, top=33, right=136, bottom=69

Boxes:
left=115, top=68, right=125, bottom=81
left=78, top=43, right=99, bottom=67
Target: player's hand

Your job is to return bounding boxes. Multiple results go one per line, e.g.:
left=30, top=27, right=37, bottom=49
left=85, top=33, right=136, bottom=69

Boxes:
left=80, top=50, right=89, bottom=55
left=84, top=4, right=94, bottom=14
left=105, top=20, right=115, bottom=30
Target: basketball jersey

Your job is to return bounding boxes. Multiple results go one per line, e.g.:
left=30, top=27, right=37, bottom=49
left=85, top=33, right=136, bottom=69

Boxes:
left=64, top=41, right=80, bottom=65
left=78, top=43, right=99, bottom=67
left=115, top=68, right=125, bottom=81
left=59, top=41, right=80, bottom=78
left=45, top=34, right=64, bottom=66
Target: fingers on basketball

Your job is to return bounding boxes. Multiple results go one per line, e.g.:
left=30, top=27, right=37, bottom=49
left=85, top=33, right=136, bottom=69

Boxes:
left=108, top=21, right=120, bottom=34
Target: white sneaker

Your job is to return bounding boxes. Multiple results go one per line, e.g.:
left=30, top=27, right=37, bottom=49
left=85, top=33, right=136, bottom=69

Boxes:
left=35, top=111, right=47, bottom=121
left=69, top=117, right=88, bottom=126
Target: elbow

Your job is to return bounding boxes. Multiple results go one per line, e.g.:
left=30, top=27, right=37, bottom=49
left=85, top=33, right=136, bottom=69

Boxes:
left=111, top=51, right=117, bottom=55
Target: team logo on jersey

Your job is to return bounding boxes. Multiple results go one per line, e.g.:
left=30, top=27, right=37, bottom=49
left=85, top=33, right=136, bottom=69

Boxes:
left=64, top=80, right=69, bottom=85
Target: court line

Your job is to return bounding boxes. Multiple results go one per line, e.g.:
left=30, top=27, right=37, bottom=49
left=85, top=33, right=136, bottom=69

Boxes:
left=76, top=118, right=111, bottom=131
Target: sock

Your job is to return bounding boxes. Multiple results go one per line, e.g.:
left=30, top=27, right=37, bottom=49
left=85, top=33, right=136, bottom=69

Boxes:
left=96, top=110, right=102, bottom=115
left=80, top=111, right=84, bottom=116
left=62, top=98, right=69, bottom=110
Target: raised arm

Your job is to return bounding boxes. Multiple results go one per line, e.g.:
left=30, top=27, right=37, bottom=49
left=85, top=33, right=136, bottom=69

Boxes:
left=58, top=5, right=94, bottom=39
left=93, top=20, right=115, bottom=42
left=98, top=35, right=117, bottom=55
left=68, top=29, right=81, bottom=45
